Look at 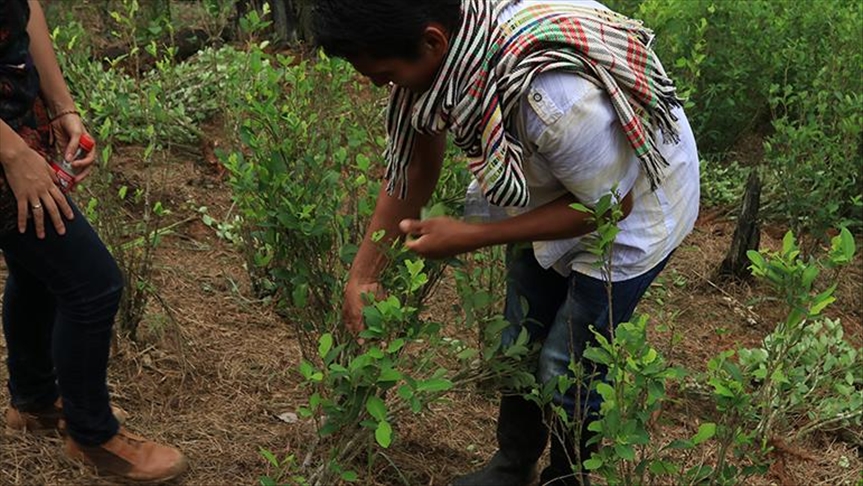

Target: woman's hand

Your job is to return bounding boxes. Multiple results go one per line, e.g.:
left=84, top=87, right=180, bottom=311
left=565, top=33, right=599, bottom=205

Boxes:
left=52, top=113, right=96, bottom=185
left=3, top=145, right=74, bottom=238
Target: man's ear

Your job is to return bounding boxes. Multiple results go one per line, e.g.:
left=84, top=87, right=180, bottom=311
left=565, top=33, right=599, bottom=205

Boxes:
left=421, top=24, right=450, bottom=59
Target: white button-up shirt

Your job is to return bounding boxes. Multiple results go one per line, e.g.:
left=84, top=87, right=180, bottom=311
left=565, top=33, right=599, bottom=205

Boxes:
left=467, top=0, right=701, bottom=280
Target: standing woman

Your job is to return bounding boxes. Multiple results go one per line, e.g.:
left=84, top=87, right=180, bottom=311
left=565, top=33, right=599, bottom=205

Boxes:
left=0, top=0, right=187, bottom=482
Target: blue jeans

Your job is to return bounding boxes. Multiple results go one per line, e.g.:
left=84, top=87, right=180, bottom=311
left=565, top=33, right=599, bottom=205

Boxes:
left=502, top=244, right=670, bottom=420
left=1, top=201, right=121, bottom=446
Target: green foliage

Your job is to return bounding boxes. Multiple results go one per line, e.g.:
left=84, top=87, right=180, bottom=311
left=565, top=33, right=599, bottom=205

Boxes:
left=55, top=0, right=182, bottom=339
left=219, top=49, right=384, bottom=314
left=635, top=0, right=861, bottom=155
left=555, top=186, right=859, bottom=484
left=571, top=189, right=625, bottom=286
left=701, top=228, right=860, bottom=482
left=583, top=316, right=702, bottom=485
left=618, top=0, right=863, bottom=230
left=763, top=80, right=863, bottom=240
left=699, top=158, right=748, bottom=210
left=259, top=449, right=309, bottom=486
left=744, top=229, right=861, bottom=439
left=217, top=15, right=528, bottom=485
left=51, top=11, right=244, bottom=145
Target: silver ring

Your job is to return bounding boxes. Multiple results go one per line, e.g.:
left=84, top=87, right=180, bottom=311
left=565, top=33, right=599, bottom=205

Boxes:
left=32, top=204, right=42, bottom=210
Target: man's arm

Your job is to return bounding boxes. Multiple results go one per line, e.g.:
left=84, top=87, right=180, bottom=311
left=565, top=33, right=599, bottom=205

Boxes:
left=343, top=132, right=446, bottom=333
left=481, top=190, right=632, bottom=246
left=400, top=190, right=633, bottom=259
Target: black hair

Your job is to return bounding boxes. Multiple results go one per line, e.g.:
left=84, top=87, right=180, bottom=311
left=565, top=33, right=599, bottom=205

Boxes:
left=311, top=0, right=462, bottom=60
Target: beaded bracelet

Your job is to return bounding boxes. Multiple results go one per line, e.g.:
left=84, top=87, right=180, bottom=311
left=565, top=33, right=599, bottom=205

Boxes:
left=49, top=109, right=81, bottom=122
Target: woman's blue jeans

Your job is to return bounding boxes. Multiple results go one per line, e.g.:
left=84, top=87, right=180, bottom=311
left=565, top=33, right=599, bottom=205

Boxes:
left=1, top=201, right=121, bottom=446
left=502, top=244, right=670, bottom=421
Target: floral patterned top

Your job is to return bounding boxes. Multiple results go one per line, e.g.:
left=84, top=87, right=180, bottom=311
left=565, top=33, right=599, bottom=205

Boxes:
left=1, top=0, right=54, bottom=235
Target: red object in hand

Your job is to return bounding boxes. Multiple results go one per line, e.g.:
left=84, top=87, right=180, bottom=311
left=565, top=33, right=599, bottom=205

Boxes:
left=50, top=133, right=94, bottom=193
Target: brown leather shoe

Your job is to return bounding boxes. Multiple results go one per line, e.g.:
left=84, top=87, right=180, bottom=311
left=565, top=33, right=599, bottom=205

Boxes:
left=5, top=399, right=129, bottom=436
left=65, top=427, right=188, bottom=483
left=4, top=402, right=62, bottom=435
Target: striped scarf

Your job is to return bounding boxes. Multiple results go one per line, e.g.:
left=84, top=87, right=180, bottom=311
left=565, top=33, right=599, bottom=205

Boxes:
left=384, top=0, right=682, bottom=207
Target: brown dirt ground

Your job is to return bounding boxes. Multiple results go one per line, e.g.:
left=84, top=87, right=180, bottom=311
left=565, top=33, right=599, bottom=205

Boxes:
left=1, top=143, right=861, bottom=486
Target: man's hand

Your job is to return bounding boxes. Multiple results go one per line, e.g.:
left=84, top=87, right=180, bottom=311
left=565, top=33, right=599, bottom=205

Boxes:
left=343, top=280, right=383, bottom=336
left=399, top=216, right=483, bottom=259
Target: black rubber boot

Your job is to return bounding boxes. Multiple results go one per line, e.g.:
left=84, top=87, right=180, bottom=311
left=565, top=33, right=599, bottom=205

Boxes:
left=451, top=395, right=548, bottom=486
left=539, top=420, right=597, bottom=486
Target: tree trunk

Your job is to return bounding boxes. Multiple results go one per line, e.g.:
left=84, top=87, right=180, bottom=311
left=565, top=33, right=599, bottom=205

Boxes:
left=717, top=169, right=762, bottom=280
left=271, top=0, right=299, bottom=45
left=233, top=0, right=309, bottom=44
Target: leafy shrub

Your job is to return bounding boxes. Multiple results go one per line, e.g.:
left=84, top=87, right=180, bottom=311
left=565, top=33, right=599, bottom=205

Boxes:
left=615, top=0, right=863, bottom=230
left=51, top=16, right=242, bottom=145
left=699, top=158, right=748, bottom=210
left=546, top=189, right=859, bottom=485
left=763, top=80, right=863, bottom=240
left=52, top=2, right=185, bottom=338
left=212, top=18, right=526, bottom=480
left=635, top=0, right=861, bottom=155
left=744, top=229, right=861, bottom=439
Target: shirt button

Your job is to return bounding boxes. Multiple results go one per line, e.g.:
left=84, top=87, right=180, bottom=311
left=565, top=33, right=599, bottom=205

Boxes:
left=533, top=93, right=543, bottom=102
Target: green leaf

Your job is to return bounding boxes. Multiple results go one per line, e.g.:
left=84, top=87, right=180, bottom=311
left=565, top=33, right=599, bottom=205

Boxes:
left=341, top=470, right=359, bottom=482
left=833, top=227, right=856, bottom=262
left=583, top=347, right=613, bottom=365
left=781, top=231, right=797, bottom=255
left=692, top=422, right=716, bottom=445
left=570, top=202, right=592, bottom=214
left=801, top=265, right=820, bottom=290
left=259, top=447, right=279, bottom=467
left=318, top=333, right=333, bottom=359
left=583, top=457, right=604, bottom=470
left=643, top=347, right=658, bottom=364
left=649, top=460, right=680, bottom=475
left=356, top=153, right=371, bottom=171
left=770, top=368, right=788, bottom=384
left=666, top=439, right=694, bottom=450
left=615, top=444, right=636, bottom=461
left=387, top=339, right=406, bottom=354
left=421, top=202, right=447, bottom=220
left=416, top=378, right=453, bottom=393
left=299, top=361, right=314, bottom=380
left=375, top=420, right=393, bottom=448
left=378, top=367, right=401, bottom=383
left=810, top=284, right=837, bottom=315
left=595, top=382, right=615, bottom=400
left=709, top=379, right=735, bottom=398
left=405, top=259, right=425, bottom=278
left=397, top=385, right=413, bottom=401
left=747, top=250, right=765, bottom=271
left=366, top=396, right=387, bottom=421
